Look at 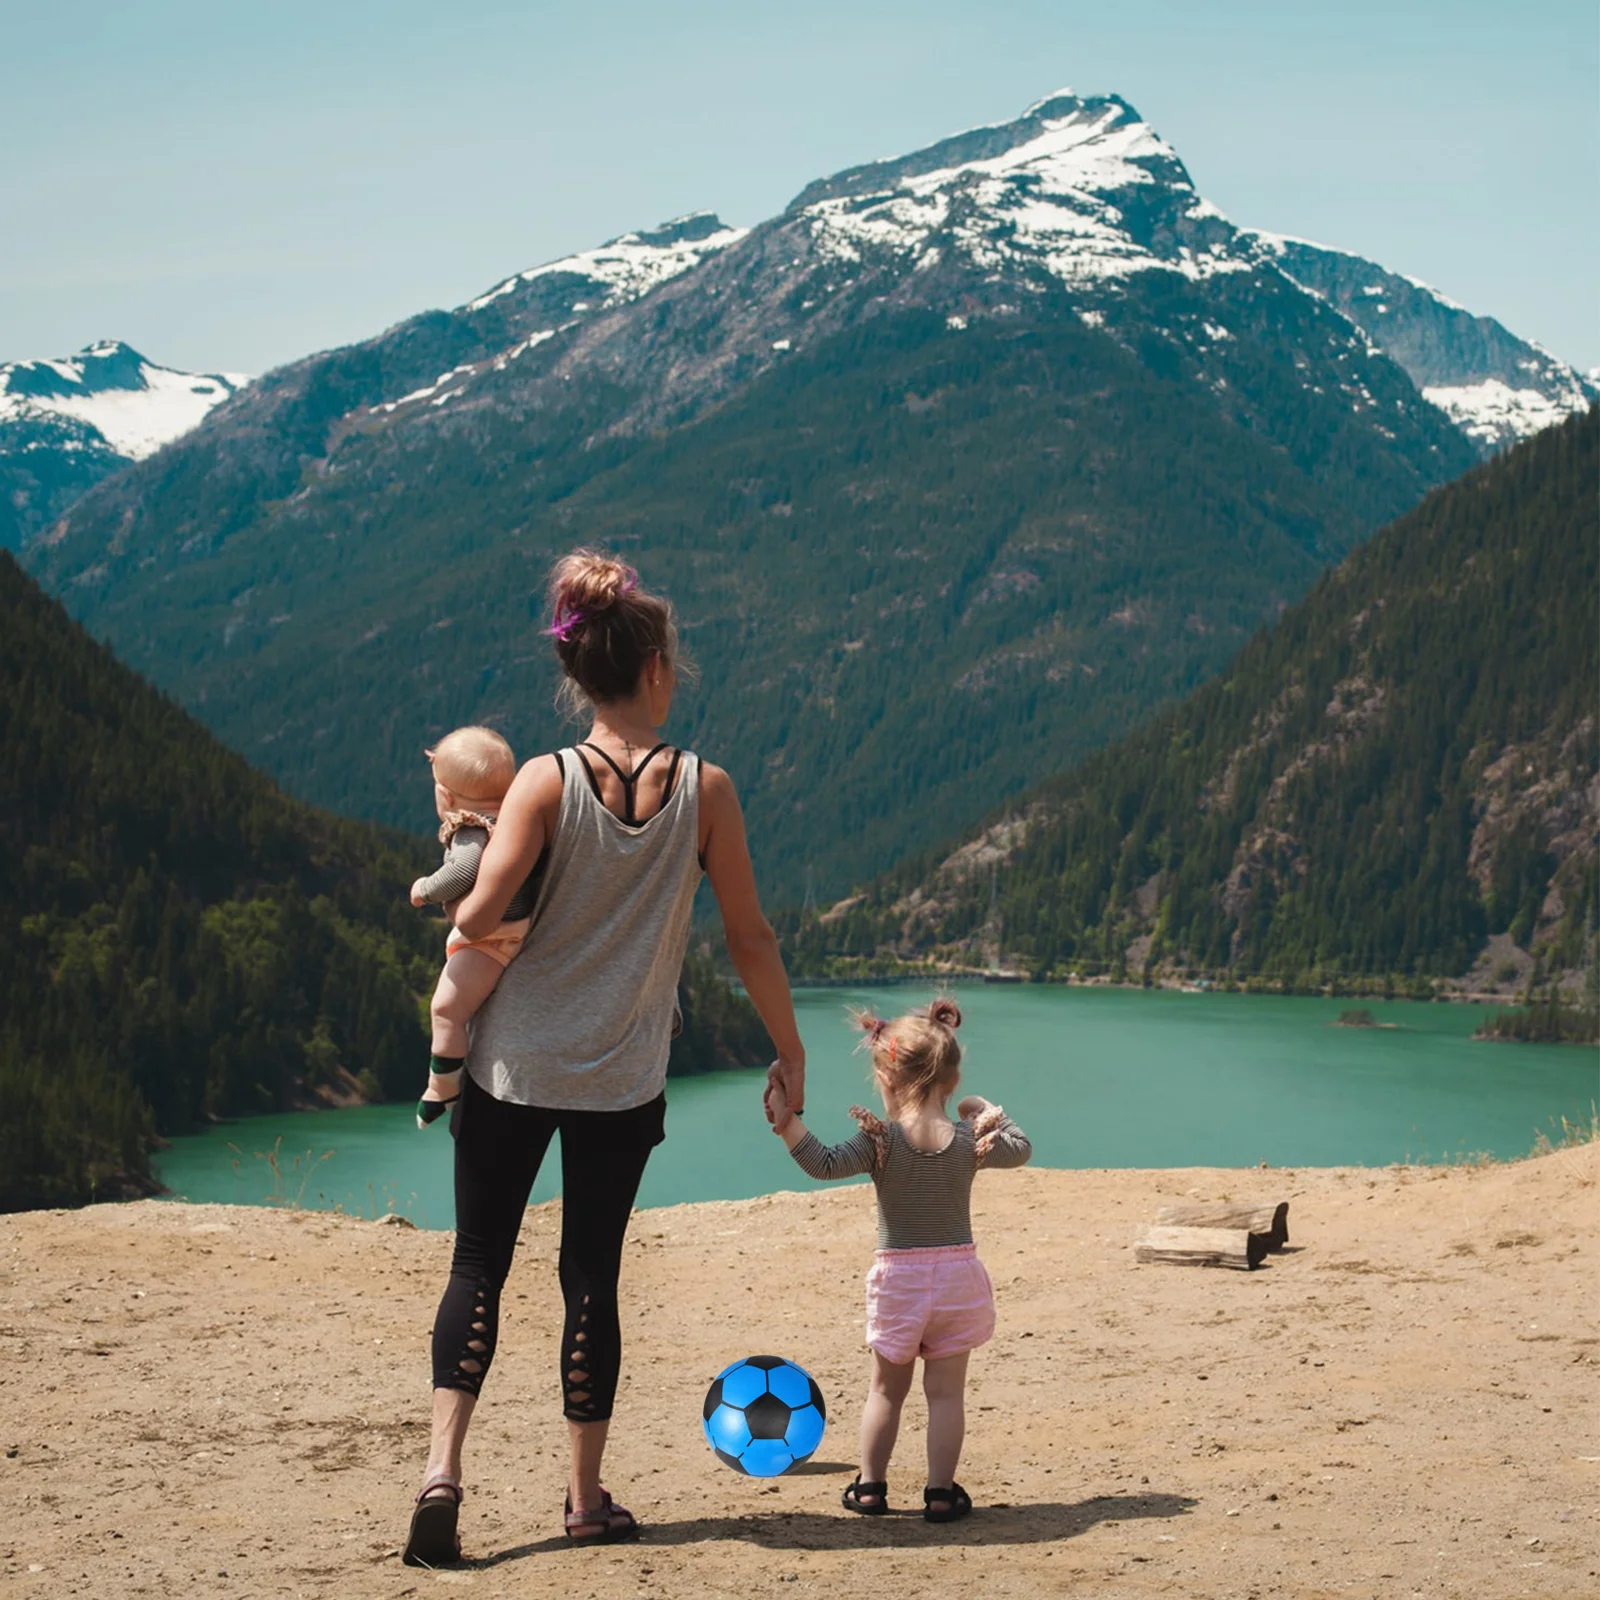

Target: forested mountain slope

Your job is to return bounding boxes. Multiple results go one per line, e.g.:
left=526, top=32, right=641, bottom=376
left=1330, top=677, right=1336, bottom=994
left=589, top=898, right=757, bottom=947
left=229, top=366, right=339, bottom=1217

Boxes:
left=0, top=555, right=766, bottom=1211
left=790, top=410, right=1598, bottom=989
left=0, top=553, right=437, bottom=1208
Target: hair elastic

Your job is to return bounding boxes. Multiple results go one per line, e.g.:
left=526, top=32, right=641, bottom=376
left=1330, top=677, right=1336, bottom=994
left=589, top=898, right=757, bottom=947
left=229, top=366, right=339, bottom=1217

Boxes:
left=543, top=572, right=639, bottom=643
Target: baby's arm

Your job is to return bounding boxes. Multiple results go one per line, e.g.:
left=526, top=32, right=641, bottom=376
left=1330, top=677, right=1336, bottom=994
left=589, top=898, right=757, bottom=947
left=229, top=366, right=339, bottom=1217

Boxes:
left=412, top=829, right=487, bottom=908
left=769, top=1083, right=878, bottom=1181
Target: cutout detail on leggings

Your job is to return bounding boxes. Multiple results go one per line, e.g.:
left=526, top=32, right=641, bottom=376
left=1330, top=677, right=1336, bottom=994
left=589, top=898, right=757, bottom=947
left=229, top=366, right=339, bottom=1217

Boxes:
left=449, top=1288, right=496, bottom=1395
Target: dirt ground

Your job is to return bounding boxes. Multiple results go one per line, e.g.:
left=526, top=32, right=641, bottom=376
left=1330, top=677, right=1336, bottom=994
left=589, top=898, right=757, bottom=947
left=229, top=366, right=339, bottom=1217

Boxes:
left=1, top=1146, right=1595, bottom=1600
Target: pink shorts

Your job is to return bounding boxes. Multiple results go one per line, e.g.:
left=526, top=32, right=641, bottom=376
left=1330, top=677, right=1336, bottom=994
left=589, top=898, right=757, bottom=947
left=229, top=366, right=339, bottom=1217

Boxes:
left=444, top=917, right=530, bottom=971
left=865, top=1243, right=996, bottom=1365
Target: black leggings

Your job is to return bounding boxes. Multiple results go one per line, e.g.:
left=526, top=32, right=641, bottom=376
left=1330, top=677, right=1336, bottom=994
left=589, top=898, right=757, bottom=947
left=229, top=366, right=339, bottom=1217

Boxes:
left=432, top=1069, right=665, bottom=1422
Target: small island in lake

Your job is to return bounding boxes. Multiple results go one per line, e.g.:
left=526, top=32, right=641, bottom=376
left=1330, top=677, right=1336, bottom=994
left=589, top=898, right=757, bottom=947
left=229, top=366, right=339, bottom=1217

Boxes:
left=1333, top=1007, right=1400, bottom=1030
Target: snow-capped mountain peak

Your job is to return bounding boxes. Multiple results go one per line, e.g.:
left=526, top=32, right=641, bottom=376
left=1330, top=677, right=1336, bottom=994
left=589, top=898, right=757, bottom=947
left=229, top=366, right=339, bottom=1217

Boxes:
left=465, top=211, right=747, bottom=314
left=787, top=89, right=1241, bottom=288
left=0, top=342, right=248, bottom=461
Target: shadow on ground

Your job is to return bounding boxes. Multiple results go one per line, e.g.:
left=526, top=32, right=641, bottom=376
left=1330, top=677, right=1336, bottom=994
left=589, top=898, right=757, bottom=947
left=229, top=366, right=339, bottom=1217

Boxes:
left=468, top=1490, right=1198, bottom=1565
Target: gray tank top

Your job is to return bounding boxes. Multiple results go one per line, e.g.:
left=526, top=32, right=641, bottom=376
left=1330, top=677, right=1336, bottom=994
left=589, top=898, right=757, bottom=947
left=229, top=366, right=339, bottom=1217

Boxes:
left=466, top=747, right=703, bottom=1110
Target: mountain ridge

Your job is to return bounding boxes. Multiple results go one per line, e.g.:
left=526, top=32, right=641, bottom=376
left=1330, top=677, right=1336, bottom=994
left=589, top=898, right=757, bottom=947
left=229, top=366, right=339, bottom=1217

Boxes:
left=0, top=340, right=247, bottom=550
left=1244, top=233, right=1593, bottom=447
left=20, top=90, right=1591, bottom=903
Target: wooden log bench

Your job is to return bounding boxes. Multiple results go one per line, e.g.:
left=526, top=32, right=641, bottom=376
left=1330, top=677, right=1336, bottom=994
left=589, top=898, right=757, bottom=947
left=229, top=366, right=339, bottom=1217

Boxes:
left=1134, top=1225, right=1269, bottom=1271
left=1154, top=1201, right=1289, bottom=1252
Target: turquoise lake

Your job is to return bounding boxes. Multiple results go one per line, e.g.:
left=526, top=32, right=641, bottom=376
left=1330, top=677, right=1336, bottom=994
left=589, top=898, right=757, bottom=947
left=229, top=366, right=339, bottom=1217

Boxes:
left=155, top=985, right=1597, bottom=1230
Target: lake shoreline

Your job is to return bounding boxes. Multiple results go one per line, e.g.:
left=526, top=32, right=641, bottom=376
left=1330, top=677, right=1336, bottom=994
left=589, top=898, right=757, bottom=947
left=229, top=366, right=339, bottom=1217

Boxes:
left=149, top=985, right=1599, bottom=1229
left=784, top=964, right=1548, bottom=1007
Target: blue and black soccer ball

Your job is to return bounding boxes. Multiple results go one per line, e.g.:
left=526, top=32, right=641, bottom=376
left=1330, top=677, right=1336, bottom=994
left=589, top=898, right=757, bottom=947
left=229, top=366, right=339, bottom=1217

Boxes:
left=702, top=1355, right=827, bottom=1477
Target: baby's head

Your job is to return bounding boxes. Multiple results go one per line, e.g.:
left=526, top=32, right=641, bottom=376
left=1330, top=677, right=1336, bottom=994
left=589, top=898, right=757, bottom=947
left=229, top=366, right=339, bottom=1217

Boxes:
left=426, top=726, right=516, bottom=816
left=854, top=998, right=963, bottom=1112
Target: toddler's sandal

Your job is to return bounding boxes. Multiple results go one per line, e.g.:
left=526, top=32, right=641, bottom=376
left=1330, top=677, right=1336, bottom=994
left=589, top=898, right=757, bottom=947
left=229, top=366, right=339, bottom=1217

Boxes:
left=923, top=1482, right=973, bottom=1524
left=564, top=1488, right=640, bottom=1544
left=842, top=1477, right=890, bottom=1515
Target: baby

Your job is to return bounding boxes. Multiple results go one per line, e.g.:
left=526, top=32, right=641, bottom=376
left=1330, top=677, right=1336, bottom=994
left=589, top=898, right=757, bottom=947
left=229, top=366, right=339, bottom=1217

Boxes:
left=409, top=726, right=533, bottom=1127
left=768, top=998, right=1031, bottom=1522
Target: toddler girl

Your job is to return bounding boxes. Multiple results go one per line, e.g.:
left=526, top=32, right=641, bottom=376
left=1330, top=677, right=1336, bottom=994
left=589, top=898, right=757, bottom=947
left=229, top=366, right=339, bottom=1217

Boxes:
left=767, top=998, right=1030, bottom=1523
left=409, top=726, right=535, bottom=1128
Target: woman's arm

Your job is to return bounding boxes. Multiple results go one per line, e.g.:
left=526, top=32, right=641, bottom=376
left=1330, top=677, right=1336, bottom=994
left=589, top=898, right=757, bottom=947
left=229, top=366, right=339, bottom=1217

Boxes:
left=699, top=761, right=806, bottom=1116
left=452, top=755, right=563, bottom=940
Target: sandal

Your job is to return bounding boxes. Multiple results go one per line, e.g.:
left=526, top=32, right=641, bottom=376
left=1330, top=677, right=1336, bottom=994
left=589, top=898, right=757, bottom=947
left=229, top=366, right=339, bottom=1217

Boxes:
left=564, top=1488, right=641, bottom=1544
left=923, top=1482, right=973, bottom=1524
left=402, top=1474, right=463, bottom=1567
left=841, top=1477, right=890, bottom=1515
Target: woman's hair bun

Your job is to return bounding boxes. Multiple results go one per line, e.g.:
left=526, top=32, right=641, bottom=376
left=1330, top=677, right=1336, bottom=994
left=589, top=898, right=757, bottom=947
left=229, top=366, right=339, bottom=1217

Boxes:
left=549, top=548, right=638, bottom=617
left=928, top=998, right=962, bottom=1030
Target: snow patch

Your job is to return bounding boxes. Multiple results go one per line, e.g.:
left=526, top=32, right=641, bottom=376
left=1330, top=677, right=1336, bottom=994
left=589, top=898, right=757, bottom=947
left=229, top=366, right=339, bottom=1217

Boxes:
left=466, top=221, right=747, bottom=313
left=1421, top=380, right=1580, bottom=447
left=377, top=364, right=476, bottom=412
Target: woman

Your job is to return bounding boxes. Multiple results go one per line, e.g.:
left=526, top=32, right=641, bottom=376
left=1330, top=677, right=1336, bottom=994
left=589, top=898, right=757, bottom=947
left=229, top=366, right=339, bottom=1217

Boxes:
left=403, top=549, right=806, bottom=1563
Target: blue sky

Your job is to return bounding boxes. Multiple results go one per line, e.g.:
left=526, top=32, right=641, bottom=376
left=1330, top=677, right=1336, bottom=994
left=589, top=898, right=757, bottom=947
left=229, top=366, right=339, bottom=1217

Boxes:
left=3, top=0, right=1595, bottom=375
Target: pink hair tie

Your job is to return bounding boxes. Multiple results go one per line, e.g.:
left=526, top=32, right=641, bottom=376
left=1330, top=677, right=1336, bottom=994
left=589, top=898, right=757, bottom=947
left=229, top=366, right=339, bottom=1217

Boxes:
left=542, top=571, right=639, bottom=643
left=543, top=607, right=588, bottom=643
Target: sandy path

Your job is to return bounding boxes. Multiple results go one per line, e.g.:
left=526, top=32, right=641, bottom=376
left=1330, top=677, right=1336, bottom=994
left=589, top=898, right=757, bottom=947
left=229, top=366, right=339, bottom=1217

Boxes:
left=0, top=1148, right=1595, bottom=1599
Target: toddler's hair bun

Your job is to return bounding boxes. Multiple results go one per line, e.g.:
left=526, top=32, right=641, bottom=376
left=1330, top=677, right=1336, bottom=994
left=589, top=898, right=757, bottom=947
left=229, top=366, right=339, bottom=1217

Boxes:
left=927, top=997, right=962, bottom=1031
left=849, top=1008, right=889, bottom=1044
left=549, top=548, right=638, bottom=618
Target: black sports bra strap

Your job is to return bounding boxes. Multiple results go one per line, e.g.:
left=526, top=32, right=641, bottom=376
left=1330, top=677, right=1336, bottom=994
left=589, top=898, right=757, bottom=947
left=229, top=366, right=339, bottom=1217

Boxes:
left=572, top=748, right=606, bottom=806
left=576, top=741, right=673, bottom=825
left=580, top=740, right=667, bottom=783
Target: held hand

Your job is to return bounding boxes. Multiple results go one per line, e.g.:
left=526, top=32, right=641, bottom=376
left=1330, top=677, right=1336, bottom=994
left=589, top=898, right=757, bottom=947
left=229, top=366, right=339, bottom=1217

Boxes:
left=766, top=1077, right=793, bottom=1136
left=409, top=878, right=428, bottom=908
left=766, top=1056, right=805, bottom=1120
